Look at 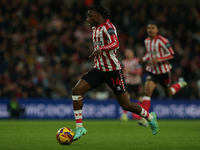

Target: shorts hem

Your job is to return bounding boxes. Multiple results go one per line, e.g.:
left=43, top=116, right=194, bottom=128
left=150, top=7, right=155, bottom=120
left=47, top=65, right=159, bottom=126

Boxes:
left=114, top=90, right=126, bottom=96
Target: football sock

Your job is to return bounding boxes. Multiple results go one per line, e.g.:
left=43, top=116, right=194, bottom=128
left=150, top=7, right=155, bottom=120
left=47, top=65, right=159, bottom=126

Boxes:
left=140, top=96, right=151, bottom=112
left=171, top=83, right=181, bottom=95
left=74, top=110, right=83, bottom=128
left=140, top=108, right=153, bottom=121
left=72, top=95, right=83, bottom=129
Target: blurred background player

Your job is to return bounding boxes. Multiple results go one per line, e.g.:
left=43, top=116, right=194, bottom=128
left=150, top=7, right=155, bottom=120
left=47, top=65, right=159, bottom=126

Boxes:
left=71, top=5, right=159, bottom=141
left=138, top=21, right=187, bottom=126
left=120, top=48, right=143, bottom=121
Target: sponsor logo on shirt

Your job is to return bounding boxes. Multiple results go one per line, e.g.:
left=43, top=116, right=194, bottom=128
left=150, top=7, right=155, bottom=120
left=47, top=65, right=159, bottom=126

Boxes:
left=94, top=41, right=102, bottom=46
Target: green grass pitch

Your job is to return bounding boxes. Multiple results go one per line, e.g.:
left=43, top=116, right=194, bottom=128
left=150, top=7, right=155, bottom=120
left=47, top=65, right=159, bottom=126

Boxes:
left=0, top=120, right=200, bottom=150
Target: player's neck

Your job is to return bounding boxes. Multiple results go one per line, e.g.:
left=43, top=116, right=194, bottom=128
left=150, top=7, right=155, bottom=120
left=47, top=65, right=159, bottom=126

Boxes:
left=149, top=34, right=157, bottom=39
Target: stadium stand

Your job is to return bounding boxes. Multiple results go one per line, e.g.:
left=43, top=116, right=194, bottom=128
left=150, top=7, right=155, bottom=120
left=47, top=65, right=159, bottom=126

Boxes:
left=0, top=0, right=199, bottom=99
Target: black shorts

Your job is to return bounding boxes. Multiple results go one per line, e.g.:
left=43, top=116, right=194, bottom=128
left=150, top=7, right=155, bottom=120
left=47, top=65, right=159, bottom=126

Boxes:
left=146, top=71, right=171, bottom=88
left=126, top=84, right=141, bottom=96
left=82, top=68, right=126, bottom=96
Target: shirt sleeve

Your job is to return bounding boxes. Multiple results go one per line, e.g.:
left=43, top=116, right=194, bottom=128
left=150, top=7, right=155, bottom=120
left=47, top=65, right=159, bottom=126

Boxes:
left=142, top=40, right=150, bottom=61
left=98, top=27, right=119, bottom=51
left=158, top=39, right=174, bottom=61
left=142, top=52, right=150, bottom=61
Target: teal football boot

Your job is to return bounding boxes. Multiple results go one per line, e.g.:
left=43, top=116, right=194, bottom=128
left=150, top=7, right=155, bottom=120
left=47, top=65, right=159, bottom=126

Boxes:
left=149, top=112, right=159, bottom=135
left=178, top=77, right=187, bottom=88
left=73, top=127, right=87, bottom=141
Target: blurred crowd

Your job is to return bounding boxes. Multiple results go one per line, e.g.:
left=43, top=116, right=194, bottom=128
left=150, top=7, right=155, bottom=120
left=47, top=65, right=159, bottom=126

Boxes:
left=0, top=0, right=200, bottom=100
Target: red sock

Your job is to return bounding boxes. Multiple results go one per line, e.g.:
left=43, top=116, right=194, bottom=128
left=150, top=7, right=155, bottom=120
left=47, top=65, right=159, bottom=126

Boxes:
left=140, top=96, right=151, bottom=112
left=140, top=108, right=153, bottom=121
left=132, top=97, right=151, bottom=120
left=171, top=83, right=181, bottom=94
left=74, top=110, right=83, bottom=128
left=132, top=113, right=142, bottom=119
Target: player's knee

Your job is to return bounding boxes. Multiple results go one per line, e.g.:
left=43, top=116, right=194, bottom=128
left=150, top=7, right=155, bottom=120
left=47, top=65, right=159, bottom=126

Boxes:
left=165, top=91, right=173, bottom=97
left=164, top=88, right=174, bottom=97
left=72, top=86, right=82, bottom=95
left=144, top=90, right=152, bottom=97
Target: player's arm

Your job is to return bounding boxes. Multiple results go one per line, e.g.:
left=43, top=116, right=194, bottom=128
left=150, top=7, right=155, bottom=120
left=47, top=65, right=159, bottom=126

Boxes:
left=89, top=28, right=118, bottom=59
left=98, top=28, right=119, bottom=51
left=157, top=40, right=174, bottom=62
left=139, top=52, right=150, bottom=63
left=129, top=66, right=142, bottom=75
left=139, top=41, right=150, bottom=64
left=150, top=39, right=174, bottom=65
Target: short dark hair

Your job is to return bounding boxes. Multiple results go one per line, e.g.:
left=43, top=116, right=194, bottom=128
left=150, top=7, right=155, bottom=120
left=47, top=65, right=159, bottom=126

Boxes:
left=148, top=21, right=158, bottom=27
left=88, top=5, right=109, bottom=19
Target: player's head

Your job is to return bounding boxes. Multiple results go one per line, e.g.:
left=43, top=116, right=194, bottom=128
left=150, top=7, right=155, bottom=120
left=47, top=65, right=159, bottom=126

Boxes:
left=125, top=48, right=134, bottom=59
left=147, top=21, right=158, bottom=38
left=87, top=5, right=109, bottom=27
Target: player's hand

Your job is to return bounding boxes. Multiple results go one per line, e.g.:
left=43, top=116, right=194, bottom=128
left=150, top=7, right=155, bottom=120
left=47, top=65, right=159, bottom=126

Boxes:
left=150, top=58, right=159, bottom=65
left=89, top=49, right=102, bottom=60
left=138, top=58, right=144, bottom=64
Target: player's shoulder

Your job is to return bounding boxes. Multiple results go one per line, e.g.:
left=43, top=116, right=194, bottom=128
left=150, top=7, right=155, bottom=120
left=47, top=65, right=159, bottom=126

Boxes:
left=157, top=34, right=168, bottom=43
left=144, top=37, right=150, bottom=42
left=104, top=19, right=115, bottom=30
left=103, top=20, right=117, bottom=35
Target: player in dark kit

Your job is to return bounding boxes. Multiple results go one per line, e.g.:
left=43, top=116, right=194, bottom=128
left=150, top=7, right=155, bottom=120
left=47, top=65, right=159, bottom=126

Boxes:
left=71, top=5, right=159, bottom=141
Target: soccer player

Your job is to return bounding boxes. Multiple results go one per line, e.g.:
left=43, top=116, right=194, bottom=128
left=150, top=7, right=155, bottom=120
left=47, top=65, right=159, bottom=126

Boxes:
left=120, top=48, right=143, bottom=121
left=71, top=5, right=159, bottom=141
left=138, top=21, right=187, bottom=126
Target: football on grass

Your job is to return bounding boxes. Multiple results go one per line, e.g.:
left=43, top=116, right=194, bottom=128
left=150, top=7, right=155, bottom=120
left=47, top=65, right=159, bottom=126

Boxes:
left=56, top=127, right=74, bottom=145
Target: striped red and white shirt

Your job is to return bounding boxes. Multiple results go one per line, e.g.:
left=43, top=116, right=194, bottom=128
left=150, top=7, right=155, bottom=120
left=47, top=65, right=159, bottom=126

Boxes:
left=92, top=19, right=121, bottom=72
left=142, top=34, right=174, bottom=74
left=122, top=58, right=142, bottom=85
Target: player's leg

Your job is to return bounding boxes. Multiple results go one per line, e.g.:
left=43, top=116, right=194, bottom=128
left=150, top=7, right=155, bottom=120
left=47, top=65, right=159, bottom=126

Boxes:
left=116, top=92, right=159, bottom=135
left=71, top=79, right=90, bottom=140
left=128, top=73, right=156, bottom=126
left=158, top=72, right=187, bottom=97
left=130, top=84, right=143, bottom=120
left=141, top=79, right=156, bottom=112
left=129, top=84, right=148, bottom=126
left=72, top=79, right=90, bottom=126
left=164, top=78, right=187, bottom=97
left=120, top=84, right=131, bottom=121
left=72, top=68, right=104, bottom=140
left=105, top=70, right=158, bottom=135
left=138, top=74, right=157, bottom=126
